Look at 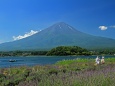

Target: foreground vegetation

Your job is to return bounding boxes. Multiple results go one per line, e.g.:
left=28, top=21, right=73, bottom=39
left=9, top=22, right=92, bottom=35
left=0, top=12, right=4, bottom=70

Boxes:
left=0, top=57, right=115, bottom=86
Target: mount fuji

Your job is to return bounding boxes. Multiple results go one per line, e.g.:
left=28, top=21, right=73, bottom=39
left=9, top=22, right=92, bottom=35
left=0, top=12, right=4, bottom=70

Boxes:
left=0, top=22, right=115, bottom=51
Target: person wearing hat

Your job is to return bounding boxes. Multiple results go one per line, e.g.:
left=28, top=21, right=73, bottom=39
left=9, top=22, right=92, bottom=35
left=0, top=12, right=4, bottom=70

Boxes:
left=101, top=56, right=105, bottom=64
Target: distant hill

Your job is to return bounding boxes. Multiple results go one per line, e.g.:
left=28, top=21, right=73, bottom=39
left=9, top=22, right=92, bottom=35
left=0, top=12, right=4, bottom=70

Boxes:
left=46, top=46, right=91, bottom=56
left=0, top=22, right=115, bottom=51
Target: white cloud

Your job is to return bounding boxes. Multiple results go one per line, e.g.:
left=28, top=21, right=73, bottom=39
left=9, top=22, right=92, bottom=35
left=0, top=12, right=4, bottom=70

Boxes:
left=99, top=26, right=107, bottom=30
left=13, top=30, right=39, bottom=40
left=110, top=25, right=115, bottom=28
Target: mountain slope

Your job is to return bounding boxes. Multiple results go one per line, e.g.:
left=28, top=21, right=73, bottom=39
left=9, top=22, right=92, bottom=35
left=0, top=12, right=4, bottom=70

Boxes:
left=0, top=22, right=115, bottom=51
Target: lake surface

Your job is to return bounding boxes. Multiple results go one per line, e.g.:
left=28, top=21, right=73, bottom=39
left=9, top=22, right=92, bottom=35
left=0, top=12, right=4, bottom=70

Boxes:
left=0, top=56, right=114, bottom=68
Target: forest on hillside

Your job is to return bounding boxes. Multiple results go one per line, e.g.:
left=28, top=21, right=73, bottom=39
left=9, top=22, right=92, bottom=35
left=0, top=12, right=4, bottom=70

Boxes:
left=46, top=46, right=91, bottom=56
left=0, top=46, right=115, bottom=56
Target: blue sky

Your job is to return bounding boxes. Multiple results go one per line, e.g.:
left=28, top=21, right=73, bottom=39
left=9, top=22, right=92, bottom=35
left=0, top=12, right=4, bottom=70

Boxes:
left=0, top=0, right=115, bottom=43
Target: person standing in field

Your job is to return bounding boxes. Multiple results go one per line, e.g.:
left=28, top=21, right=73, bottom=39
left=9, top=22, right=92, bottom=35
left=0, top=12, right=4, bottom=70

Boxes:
left=101, top=56, right=105, bottom=64
left=95, top=56, right=100, bottom=64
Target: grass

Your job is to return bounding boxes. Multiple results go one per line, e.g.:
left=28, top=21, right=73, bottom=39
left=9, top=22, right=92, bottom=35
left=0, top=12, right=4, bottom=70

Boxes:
left=0, top=57, right=115, bottom=86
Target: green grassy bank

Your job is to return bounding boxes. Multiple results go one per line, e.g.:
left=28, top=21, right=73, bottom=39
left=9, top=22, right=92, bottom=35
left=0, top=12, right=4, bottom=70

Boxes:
left=0, top=57, right=115, bottom=86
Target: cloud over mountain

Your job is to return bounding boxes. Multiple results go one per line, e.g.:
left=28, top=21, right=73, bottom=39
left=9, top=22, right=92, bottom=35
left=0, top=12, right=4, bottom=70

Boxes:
left=110, top=25, right=115, bottom=28
left=99, top=25, right=115, bottom=30
left=13, top=30, right=39, bottom=40
left=99, top=26, right=107, bottom=30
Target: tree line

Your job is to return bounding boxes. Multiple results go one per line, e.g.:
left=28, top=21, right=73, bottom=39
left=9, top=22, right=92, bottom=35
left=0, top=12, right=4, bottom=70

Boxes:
left=0, top=46, right=115, bottom=56
left=0, top=51, right=48, bottom=56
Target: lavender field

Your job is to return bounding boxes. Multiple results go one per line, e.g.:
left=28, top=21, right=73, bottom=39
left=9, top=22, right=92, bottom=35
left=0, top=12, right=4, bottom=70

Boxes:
left=0, top=58, right=115, bottom=86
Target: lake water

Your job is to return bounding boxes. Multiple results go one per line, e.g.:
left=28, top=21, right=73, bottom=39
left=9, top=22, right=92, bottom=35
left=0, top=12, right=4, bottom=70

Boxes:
left=0, top=56, right=114, bottom=68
